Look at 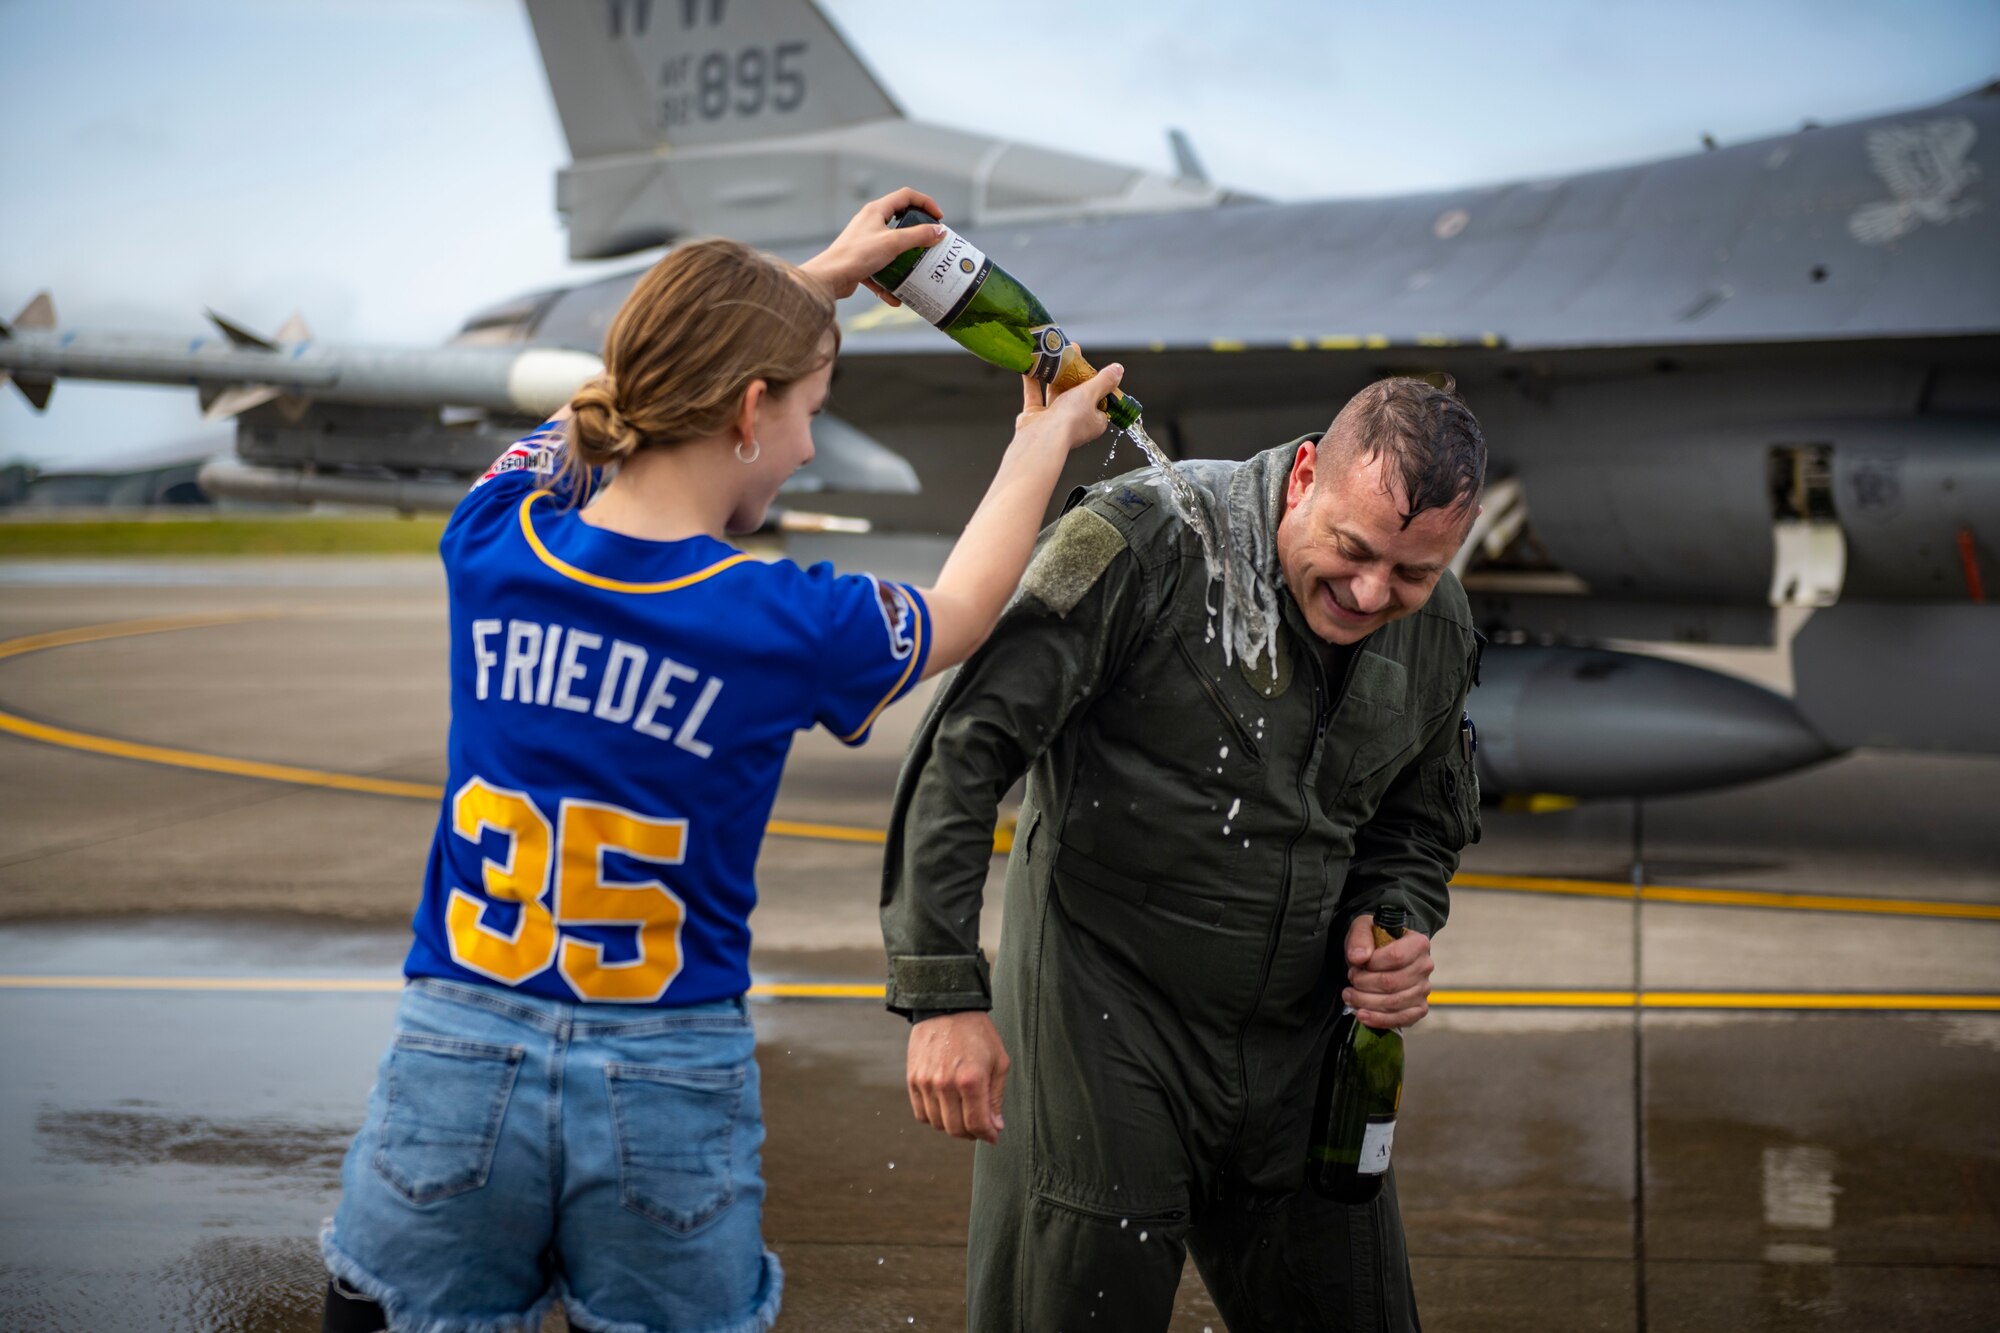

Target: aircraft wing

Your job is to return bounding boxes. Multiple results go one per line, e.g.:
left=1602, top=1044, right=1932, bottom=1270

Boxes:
left=821, top=83, right=1999, bottom=360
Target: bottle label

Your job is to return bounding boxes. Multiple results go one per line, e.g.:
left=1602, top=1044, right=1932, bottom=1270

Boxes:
left=1027, top=324, right=1070, bottom=384
left=889, top=225, right=992, bottom=327
left=1358, top=1115, right=1395, bottom=1175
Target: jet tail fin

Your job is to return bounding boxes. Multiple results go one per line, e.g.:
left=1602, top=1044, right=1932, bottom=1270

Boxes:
left=525, top=0, right=899, bottom=161
left=525, top=0, right=1241, bottom=258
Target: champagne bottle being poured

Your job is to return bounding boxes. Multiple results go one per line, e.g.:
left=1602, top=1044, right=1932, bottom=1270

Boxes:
left=1307, top=900, right=1410, bottom=1204
left=870, top=206, right=1142, bottom=430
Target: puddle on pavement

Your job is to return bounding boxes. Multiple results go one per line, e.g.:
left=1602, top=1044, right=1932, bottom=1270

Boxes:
left=3, top=985, right=1994, bottom=1330
left=0, top=1237, right=327, bottom=1333
left=36, top=1104, right=350, bottom=1181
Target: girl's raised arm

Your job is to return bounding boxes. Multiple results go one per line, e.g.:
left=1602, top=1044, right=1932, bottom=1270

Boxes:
left=795, top=185, right=1123, bottom=679
left=917, top=365, right=1122, bottom=678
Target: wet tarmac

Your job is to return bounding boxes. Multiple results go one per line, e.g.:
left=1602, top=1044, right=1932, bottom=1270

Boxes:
left=2, top=565, right=1997, bottom=1330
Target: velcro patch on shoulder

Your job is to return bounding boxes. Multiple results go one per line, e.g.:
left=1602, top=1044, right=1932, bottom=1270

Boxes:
left=1022, top=506, right=1128, bottom=617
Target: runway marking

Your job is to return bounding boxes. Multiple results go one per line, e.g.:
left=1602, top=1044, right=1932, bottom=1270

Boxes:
left=1, top=615, right=1993, bottom=922
left=3, top=975, right=1998, bottom=1011
left=1433, top=990, right=2000, bottom=1011
left=0, top=711, right=444, bottom=802
left=0, top=975, right=404, bottom=993
left=1452, top=872, right=2000, bottom=922
left=0, top=612, right=444, bottom=800
left=764, top=819, right=886, bottom=845
left=0, top=611, right=277, bottom=663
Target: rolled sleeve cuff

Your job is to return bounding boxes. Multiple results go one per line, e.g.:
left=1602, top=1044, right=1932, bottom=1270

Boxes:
left=885, top=953, right=992, bottom=1015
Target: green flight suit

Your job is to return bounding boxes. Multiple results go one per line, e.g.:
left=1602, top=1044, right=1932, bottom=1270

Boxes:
left=882, top=440, right=1482, bottom=1332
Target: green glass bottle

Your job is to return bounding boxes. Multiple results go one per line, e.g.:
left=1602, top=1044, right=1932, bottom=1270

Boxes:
left=1307, top=901, right=1409, bottom=1204
left=871, top=207, right=1142, bottom=431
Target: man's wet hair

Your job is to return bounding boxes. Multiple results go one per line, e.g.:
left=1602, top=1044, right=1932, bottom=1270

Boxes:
left=1326, top=376, right=1487, bottom=530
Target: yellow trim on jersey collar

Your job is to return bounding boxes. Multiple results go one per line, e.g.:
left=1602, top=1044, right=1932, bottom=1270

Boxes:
left=518, top=490, right=755, bottom=593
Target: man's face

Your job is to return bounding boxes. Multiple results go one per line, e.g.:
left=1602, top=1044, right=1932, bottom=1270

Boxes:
left=1275, top=435, right=1473, bottom=645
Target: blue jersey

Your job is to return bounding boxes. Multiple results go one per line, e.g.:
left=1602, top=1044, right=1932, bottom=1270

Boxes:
left=403, top=423, right=931, bottom=1005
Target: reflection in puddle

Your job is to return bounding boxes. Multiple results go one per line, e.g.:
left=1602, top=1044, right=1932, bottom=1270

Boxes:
left=0, top=1238, right=326, bottom=1333
left=36, top=1106, right=349, bottom=1183
left=13, top=1108, right=355, bottom=1331
left=1760, top=1143, right=1843, bottom=1320
left=164, top=1238, right=328, bottom=1333
left=1761, top=1144, right=1840, bottom=1232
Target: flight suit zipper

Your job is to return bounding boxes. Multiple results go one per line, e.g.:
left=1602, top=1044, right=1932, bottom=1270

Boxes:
left=1220, top=635, right=1369, bottom=1173
left=1220, top=636, right=1331, bottom=1165
left=1170, top=628, right=1263, bottom=762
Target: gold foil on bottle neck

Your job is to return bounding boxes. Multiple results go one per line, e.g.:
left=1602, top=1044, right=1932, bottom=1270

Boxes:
left=1049, top=342, right=1128, bottom=406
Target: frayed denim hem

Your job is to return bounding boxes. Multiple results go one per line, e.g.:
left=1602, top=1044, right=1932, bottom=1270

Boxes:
left=321, top=1220, right=558, bottom=1333
left=559, top=1248, right=783, bottom=1333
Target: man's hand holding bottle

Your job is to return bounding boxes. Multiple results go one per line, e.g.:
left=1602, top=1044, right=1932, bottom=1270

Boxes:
left=1343, top=912, right=1436, bottom=1030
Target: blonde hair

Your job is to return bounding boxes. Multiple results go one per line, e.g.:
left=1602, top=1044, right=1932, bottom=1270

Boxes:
left=561, top=238, right=839, bottom=498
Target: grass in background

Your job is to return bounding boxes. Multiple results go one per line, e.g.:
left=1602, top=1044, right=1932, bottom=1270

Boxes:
left=0, top=515, right=450, bottom=557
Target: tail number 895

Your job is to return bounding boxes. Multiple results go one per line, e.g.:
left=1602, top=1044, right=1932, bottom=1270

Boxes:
left=446, top=776, right=689, bottom=1003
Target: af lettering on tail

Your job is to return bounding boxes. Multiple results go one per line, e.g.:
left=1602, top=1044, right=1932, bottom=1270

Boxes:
left=527, top=0, right=902, bottom=254
left=523, top=0, right=1224, bottom=258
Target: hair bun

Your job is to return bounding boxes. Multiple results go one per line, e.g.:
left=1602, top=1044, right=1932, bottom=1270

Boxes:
left=569, top=373, right=644, bottom=465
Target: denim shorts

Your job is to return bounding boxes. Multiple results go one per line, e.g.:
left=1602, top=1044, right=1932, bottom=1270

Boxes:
left=323, top=977, right=781, bottom=1333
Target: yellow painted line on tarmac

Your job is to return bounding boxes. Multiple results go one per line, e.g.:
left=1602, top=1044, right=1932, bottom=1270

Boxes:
left=0, top=975, right=879, bottom=999
left=764, top=819, right=885, bottom=846
left=1637, top=883, right=2000, bottom=920
left=1452, top=872, right=1634, bottom=902
left=1635, top=991, right=2000, bottom=1011
left=1437, top=989, right=1639, bottom=1006
left=3, top=974, right=1998, bottom=1011
left=0, top=612, right=446, bottom=801
left=1433, top=989, right=2000, bottom=1011
left=1450, top=872, right=2000, bottom=922
left=2, top=617, right=1994, bottom=921
left=751, top=982, right=888, bottom=999
left=0, top=711, right=448, bottom=801
left=0, top=611, right=276, bottom=663
left=0, top=974, right=403, bottom=993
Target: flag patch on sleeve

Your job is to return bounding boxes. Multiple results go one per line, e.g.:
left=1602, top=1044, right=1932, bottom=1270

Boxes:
left=872, top=577, right=918, bottom=660
left=473, top=440, right=558, bottom=489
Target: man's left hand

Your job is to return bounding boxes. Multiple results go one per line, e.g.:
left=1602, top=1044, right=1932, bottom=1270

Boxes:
left=1342, top=913, right=1434, bottom=1029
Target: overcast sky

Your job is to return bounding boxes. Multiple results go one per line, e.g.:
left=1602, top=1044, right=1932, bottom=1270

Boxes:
left=2, top=0, right=1994, bottom=470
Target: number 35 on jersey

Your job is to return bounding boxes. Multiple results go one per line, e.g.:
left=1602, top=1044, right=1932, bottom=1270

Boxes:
left=447, top=776, right=689, bottom=1003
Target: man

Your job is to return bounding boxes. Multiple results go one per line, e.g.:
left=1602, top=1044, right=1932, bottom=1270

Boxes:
left=881, top=377, right=1487, bottom=1331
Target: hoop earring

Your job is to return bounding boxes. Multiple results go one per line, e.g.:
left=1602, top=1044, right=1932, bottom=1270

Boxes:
left=735, top=437, right=761, bottom=464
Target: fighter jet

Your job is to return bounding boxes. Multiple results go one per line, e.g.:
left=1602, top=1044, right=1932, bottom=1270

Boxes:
left=4, top=0, right=1995, bottom=799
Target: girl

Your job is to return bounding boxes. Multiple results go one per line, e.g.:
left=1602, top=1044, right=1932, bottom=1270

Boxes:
left=321, top=188, right=1121, bottom=1333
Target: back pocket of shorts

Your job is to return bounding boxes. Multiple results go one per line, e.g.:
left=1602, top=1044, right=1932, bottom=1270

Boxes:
left=608, top=1062, right=745, bottom=1235
left=373, top=1032, right=523, bottom=1206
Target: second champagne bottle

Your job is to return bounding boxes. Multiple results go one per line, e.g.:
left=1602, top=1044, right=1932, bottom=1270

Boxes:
left=1307, top=900, right=1411, bottom=1205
